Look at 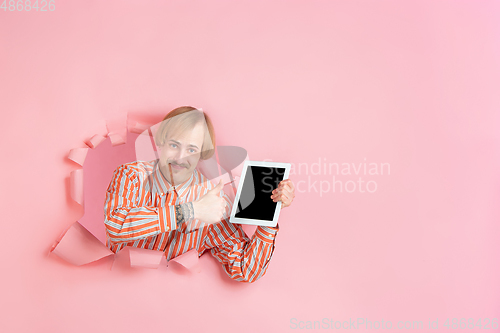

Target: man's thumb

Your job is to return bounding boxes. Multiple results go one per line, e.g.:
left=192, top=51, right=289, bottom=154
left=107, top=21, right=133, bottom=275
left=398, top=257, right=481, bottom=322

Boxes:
left=211, top=180, right=224, bottom=192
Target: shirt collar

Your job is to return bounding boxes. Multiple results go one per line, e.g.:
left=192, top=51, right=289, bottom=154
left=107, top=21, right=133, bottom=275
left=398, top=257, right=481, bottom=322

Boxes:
left=151, top=161, right=195, bottom=196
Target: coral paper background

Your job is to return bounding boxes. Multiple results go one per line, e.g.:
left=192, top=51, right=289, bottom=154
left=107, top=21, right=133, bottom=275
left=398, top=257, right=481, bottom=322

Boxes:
left=1, top=1, right=499, bottom=332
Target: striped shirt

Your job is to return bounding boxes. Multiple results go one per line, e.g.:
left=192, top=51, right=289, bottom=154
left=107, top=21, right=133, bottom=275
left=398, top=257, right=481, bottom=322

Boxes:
left=104, top=160, right=279, bottom=283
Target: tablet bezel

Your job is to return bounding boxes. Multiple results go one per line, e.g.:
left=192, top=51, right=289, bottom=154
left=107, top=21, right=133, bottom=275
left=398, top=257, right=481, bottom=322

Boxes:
left=229, top=160, right=291, bottom=227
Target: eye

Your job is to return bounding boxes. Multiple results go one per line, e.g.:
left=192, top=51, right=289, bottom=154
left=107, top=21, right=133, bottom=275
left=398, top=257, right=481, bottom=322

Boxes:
left=169, top=143, right=177, bottom=148
left=188, top=148, right=196, bottom=153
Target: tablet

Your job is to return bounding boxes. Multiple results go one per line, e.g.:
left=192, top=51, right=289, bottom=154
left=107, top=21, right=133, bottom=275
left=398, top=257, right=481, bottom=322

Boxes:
left=229, top=160, right=291, bottom=227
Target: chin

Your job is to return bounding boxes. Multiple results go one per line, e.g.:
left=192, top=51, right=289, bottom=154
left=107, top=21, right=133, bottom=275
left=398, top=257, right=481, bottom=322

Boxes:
left=176, top=169, right=190, bottom=180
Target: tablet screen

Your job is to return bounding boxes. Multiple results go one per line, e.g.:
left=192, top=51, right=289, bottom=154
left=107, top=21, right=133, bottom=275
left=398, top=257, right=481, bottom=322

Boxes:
left=235, top=166, right=286, bottom=221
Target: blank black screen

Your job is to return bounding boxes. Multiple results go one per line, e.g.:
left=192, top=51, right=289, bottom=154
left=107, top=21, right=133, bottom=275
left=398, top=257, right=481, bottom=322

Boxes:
left=235, top=166, right=286, bottom=221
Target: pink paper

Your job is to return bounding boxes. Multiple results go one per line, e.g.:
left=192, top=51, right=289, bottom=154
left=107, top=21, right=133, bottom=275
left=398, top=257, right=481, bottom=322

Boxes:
left=128, top=119, right=151, bottom=134
left=128, top=246, right=164, bottom=269
left=106, top=118, right=127, bottom=146
left=169, top=249, right=201, bottom=273
left=134, top=127, right=157, bottom=161
left=68, top=147, right=88, bottom=166
left=108, top=133, right=126, bottom=146
left=70, top=169, right=84, bottom=206
left=50, top=222, right=114, bottom=266
left=87, top=134, right=106, bottom=149
left=2, top=5, right=497, bottom=330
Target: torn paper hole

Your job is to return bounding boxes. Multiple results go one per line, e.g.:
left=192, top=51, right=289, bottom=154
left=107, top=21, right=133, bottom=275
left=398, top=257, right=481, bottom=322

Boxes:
left=52, top=112, right=251, bottom=271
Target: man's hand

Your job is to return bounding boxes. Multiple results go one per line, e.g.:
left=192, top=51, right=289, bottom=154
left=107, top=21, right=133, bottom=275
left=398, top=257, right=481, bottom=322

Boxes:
left=270, top=179, right=295, bottom=208
left=192, top=180, right=226, bottom=224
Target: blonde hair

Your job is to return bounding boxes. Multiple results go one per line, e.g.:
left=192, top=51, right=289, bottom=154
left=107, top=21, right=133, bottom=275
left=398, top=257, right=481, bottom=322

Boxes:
left=154, top=106, right=215, bottom=160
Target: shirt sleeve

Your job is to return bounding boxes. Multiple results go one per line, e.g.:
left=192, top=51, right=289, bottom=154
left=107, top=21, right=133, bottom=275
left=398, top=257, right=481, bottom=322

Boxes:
left=104, top=164, right=178, bottom=247
left=202, top=192, right=280, bottom=283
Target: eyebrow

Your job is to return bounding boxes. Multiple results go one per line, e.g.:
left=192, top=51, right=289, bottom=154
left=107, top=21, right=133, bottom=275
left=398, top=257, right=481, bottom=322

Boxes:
left=169, top=140, right=200, bottom=150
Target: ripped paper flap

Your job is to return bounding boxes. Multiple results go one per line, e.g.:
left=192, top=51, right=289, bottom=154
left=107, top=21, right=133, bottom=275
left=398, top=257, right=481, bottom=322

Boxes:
left=169, top=248, right=201, bottom=273
left=51, top=222, right=114, bottom=266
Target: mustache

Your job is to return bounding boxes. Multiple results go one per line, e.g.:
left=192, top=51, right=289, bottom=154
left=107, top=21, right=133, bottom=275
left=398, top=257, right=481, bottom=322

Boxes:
left=168, top=161, right=189, bottom=168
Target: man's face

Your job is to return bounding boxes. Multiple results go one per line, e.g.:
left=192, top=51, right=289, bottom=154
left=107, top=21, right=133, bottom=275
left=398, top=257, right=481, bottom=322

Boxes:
left=158, top=122, right=206, bottom=186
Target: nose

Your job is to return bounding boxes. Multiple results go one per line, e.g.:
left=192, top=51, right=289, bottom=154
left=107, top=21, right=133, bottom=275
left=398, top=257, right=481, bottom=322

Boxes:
left=173, top=149, right=188, bottom=164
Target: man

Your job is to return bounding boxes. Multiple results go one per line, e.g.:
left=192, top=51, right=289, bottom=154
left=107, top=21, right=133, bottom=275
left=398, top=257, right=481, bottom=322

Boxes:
left=104, top=106, right=295, bottom=282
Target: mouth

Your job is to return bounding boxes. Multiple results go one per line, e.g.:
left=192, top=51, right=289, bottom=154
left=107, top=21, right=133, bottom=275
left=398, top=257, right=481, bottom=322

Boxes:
left=169, top=163, right=186, bottom=170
